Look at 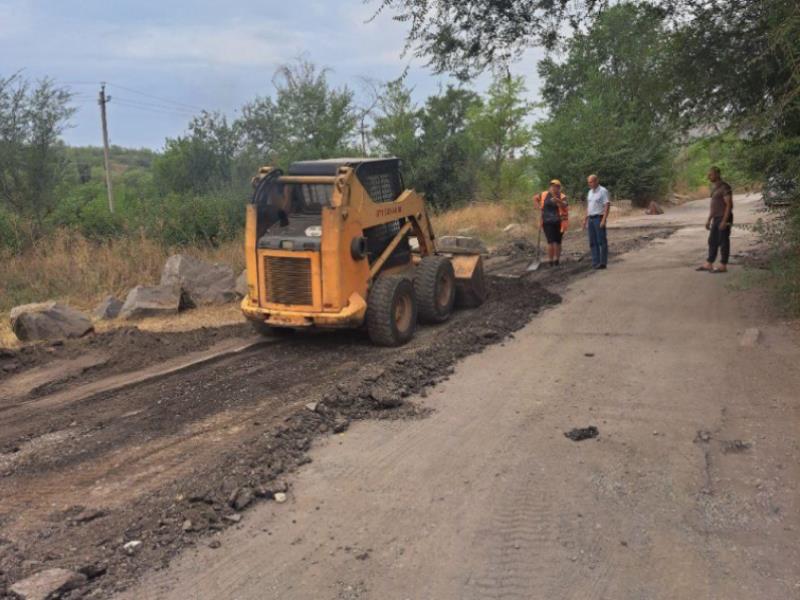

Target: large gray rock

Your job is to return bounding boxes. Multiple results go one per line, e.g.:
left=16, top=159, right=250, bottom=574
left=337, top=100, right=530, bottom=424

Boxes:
left=119, top=285, right=180, bottom=320
left=9, top=568, right=87, bottom=600
left=160, top=254, right=237, bottom=307
left=235, top=270, right=248, bottom=298
left=10, top=302, right=94, bottom=342
left=437, top=235, right=488, bottom=255
left=93, top=295, right=123, bottom=320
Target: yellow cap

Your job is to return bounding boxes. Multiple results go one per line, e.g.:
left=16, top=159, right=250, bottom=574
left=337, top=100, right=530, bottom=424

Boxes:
left=550, top=179, right=562, bottom=186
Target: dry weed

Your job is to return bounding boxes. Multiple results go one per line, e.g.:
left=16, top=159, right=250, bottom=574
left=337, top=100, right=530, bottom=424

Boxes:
left=1, top=199, right=641, bottom=346
left=1, top=229, right=245, bottom=344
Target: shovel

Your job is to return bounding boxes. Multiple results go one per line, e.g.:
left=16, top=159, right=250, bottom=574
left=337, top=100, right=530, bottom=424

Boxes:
left=526, top=225, right=543, bottom=272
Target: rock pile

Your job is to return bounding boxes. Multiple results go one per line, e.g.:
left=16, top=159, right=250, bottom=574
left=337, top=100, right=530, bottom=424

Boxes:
left=7, top=254, right=245, bottom=341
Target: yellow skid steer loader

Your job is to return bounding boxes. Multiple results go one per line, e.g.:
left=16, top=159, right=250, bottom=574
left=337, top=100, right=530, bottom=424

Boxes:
left=241, top=158, right=487, bottom=346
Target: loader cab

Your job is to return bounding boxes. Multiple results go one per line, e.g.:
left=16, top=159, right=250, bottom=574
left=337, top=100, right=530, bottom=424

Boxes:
left=252, top=157, right=411, bottom=265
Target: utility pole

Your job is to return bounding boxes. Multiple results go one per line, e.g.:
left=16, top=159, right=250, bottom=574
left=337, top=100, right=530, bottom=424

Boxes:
left=98, top=83, right=115, bottom=213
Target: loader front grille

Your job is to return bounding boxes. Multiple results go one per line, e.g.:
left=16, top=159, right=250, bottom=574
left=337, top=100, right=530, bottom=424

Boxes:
left=263, top=255, right=313, bottom=306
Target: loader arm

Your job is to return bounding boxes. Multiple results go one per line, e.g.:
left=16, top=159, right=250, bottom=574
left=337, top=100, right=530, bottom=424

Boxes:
left=330, top=167, right=437, bottom=258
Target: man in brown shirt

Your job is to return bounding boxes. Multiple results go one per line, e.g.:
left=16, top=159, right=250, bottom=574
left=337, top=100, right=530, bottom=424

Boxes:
left=697, top=166, right=733, bottom=273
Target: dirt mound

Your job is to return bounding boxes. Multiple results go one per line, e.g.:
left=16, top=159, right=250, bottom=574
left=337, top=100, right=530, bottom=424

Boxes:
left=0, top=323, right=251, bottom=388
left=0, top=228, right=675, bottom=599
left=0, top=276, right=560, bottom=599
left=493, top=238, right=538, bottom=257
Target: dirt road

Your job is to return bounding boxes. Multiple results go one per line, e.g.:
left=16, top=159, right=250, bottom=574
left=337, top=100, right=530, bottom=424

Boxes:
left=2, top=196, right=796, bottom=599
left=1, top=215, right=671, bottom=598
left=122, top=195, right=800, bottom=599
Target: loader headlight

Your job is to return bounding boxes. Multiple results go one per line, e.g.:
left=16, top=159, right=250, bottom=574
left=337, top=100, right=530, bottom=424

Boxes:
left=304, top=226, right=322, bottom=237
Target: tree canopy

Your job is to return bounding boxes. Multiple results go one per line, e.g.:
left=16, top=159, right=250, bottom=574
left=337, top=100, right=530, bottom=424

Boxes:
left=534, top=4, right=675, bottom=203
left=0, top=74, right=74, bottom=232
left=239, top=59, right=358, bottom=167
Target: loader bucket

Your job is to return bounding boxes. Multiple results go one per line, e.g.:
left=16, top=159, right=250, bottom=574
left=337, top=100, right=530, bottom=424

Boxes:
left=450, top=254, right=488, bottom=308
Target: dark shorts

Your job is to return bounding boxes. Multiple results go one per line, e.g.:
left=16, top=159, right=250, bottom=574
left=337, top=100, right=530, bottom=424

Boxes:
left=543, top=221, right=563, bottom=244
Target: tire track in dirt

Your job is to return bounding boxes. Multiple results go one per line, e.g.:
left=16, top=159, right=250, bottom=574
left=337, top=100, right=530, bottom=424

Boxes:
left=0, top=229, right=675, bottom=599
left=466, top=483, right=561, bottom=600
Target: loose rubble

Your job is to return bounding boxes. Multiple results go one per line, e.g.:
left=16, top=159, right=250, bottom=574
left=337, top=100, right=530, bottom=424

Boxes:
left=564, top=426, right=599, bottom=441
left=0, top=228, right=677, bottom=598
left=122, top=541, right=142, bottom=556
left=9, top=568, right=86, bottom=600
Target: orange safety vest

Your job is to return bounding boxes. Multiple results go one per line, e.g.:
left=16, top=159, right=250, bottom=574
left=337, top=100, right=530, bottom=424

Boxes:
left=536, top=190, right=569, bottom=234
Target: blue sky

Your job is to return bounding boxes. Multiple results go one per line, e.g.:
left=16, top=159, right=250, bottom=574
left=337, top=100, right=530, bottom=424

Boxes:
left=0, top=0, right=543, bottom=150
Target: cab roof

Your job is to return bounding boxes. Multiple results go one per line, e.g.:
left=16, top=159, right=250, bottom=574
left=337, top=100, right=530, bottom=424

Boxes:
left=287, top=157, right=400, bottom=177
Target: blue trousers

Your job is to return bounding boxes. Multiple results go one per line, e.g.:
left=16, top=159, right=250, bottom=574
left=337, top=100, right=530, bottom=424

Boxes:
left=587, top=216, right=608, bottom=267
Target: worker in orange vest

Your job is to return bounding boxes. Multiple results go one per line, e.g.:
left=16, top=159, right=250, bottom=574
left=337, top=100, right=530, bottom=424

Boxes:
left=535, top=179, right=569, bottom=267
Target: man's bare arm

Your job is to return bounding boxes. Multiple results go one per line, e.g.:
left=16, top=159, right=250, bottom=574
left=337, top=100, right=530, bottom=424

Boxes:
left=720, top=193, right=733, bottom=229
left=600, top=192, right=611, bottom=227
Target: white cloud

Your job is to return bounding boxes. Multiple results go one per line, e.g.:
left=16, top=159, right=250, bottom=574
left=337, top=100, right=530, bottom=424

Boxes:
left=113, top=21, right=309, bottom=67
left=0, top=0, right=547, bottom=147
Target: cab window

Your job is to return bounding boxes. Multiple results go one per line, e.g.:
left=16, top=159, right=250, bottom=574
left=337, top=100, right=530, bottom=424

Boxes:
left=291, top=184, right=332, bottom=214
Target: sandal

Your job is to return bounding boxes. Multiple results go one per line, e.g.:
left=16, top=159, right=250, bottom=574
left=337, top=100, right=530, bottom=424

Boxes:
left=695, top=266, right=711, bottom=271
left=710, top=268, right=728, bottom=274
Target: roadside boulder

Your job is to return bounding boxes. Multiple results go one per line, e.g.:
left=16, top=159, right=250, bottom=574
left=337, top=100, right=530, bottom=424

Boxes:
left=119, top=285, right=180, bottom=320
left=235, top=270, right=248, bottom=298
left=10, top=302, right=93, bottom=342
left=437, top=235, right=488, bottom=255
left=92, top=295, right=123, bottom=320
left=9, top=568, right=87, bottom=600
left=160, top=254, right=237, bottom=307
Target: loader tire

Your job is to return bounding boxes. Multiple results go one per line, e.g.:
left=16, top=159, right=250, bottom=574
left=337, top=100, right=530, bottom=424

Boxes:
left=455, top=257, right=488, bottom=308
left=366, top=275, right=417, bottom=346
left=415, top=256, right=456, bottom=323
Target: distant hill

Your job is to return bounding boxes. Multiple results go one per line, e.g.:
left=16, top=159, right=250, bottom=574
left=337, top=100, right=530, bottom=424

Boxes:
left=64, top=145, right=159, bottom=182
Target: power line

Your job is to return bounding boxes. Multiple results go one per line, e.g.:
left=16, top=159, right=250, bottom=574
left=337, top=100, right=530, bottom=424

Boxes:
left=58, top=79, right=207, bottom=114
left=112, top=95, right=196, bottom=114
left=111, top=99, right=196, bottom=117
left=106, top=82, right=205, bottom=112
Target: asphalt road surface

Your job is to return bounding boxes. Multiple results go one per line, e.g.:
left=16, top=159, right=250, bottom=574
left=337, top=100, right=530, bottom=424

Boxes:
left=123, top=195, right=800, bottom=600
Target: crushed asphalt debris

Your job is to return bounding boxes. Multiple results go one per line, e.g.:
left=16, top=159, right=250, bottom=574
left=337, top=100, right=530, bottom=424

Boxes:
left=564, top=426, right=599, bottom=441
left=0, top=229, right=676, bottom=599
left=722, top=440, right=752, bottom=454
left=695, top=430, right=712, bottom=444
